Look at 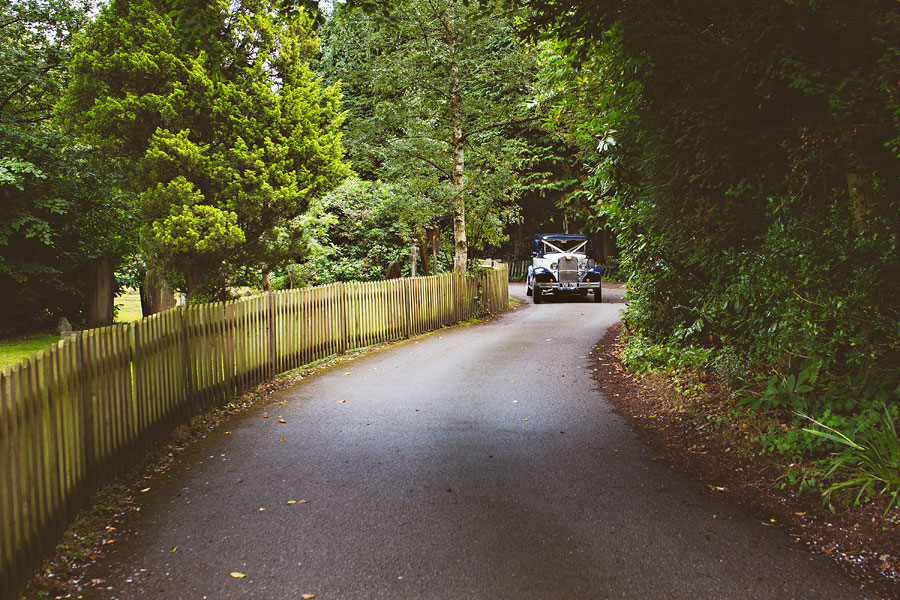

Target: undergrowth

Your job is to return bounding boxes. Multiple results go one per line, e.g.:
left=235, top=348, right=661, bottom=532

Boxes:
left=620, top=328, right=900, bottom=517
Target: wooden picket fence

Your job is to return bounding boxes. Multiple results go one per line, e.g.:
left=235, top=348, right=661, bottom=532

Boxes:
left=0, top=267, right=508, bottom=597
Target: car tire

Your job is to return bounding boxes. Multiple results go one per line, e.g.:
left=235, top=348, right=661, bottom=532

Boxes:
left=526, top=279, right=533, bottom=296
left=594, top=288, right=602, bottom=303
left=533, top=286, right=543, bottom=304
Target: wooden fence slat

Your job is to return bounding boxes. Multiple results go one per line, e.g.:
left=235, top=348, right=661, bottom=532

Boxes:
left=0, top=365, right=21, bottom=596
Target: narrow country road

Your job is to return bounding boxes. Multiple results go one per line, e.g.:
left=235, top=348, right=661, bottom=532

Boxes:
left=83, top=283, right=875, bottom=600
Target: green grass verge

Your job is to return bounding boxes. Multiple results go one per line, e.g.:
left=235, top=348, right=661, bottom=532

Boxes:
left=114, top=288, right=144, bottom=323
left=0, top=290, right=148, bottom=370
left=0, top=334, right=60, bottom=369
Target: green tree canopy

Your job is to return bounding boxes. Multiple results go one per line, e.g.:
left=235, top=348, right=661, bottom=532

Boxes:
left=319, top=0, right=541, bottom=271
left=0, top=0, right=132, bottom=333
left=61, top=0, right=350, bottom=300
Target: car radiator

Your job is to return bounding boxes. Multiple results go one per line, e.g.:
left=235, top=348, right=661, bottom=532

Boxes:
left=558, top=256, right=578, bottom=283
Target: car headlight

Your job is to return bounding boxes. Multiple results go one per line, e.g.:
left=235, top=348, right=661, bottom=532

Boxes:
left=550, top=262, right=558, bottom=269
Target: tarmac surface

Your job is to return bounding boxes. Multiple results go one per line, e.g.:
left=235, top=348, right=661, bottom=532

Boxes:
left=82, top=283, right=877, bottom=599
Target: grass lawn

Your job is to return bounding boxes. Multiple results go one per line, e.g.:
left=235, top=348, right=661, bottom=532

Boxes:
left=0, top=290, right=149, bottom=370
left=0, top=333, right=60, bottom=369
left=114, top=288, right=144, bottom=323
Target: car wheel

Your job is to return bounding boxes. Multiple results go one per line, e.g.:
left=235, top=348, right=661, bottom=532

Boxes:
left=533, top=286, right=543, bottom=304
left=526, top=277, right=533, bottom=296
left=594, top=288, right=602, bottom=303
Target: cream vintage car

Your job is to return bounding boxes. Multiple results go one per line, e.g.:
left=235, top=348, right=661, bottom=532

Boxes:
left=525, top=233, right=603, bottom=304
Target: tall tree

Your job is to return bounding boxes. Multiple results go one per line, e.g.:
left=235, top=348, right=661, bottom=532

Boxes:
left=320, top=0, right=537, bottom=272
left=61, top=0, right=350, bottom=300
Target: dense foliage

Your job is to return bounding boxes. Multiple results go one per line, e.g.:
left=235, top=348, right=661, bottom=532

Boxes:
left=319, top=0, right=550, bottom=271
left=525, top=0, right=900, bottom=473
left=60, top=0, right=349, bottom=300
left=272, top=177, right=424, bottom=287
left=0, top=0, right=131, bottom=333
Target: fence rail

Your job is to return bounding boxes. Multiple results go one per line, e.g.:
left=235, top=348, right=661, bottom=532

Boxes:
left=0, top=268, right=508, bottom=597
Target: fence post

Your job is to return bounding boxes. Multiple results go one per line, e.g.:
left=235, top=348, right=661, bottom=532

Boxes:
left=403, top=278, right=412, bottom=339
left=74, top=331, right=95, bottom=492
left=266, top=292, right=276, bottom=379
left=450, top=273, right=457, bottom=323
left=339, top=282, right=349, bottom=354
left=177, top=306, right=194, bottom=418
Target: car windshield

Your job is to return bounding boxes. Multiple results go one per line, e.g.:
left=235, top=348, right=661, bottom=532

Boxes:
left=542, top=238, right=587, bottom=254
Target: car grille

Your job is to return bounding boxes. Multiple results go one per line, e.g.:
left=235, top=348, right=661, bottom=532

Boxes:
left=558, top=256, right=578, bottom=283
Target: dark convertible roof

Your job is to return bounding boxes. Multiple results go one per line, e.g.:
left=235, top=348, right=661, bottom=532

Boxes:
left=533, top=233, right=588, bottom=241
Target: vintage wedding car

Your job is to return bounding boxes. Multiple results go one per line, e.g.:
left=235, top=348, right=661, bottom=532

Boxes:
left=525, top=233, right=603, bottom=304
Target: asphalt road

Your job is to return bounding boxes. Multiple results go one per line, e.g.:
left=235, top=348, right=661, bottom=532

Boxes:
left=82, top=283, right=877, bottom=600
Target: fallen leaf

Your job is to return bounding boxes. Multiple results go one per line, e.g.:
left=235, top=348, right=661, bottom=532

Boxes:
left=262, top=415, right=269, bottom=419
left=170, top=547, right=177, bottom=552
left=225, top=431, right=231, bottom=434
left=302, top=594, right=316, bottom=599
left=337, top=400, right=346, bottom=403
left=510, top=380, right=516, bottom=383
left=259, top=507, right=265, bottom=511
left=523, top=418, right=529, bottom=422
left=140, top=487, right=150, bottom=493
left=280, top=438, right=286, bottom=442
left=230, top=572, right=247, bottom=579
left=278, top=418, right=287, bottom=423
left=345, top=372, right=351, bottom=375
left=287, top=500, right=297, bottom=505
left=279, top=401, right=286, bottom=405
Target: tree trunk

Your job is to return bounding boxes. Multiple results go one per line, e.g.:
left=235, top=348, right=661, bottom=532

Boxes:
left=418, top=231, right=430, bottom=276
left=846, top=171, right=870, bottom=232
left=85, top=256, right=115, bottom=328
left=140, top=268, right=176, bottom=317
left=447, top=3, right=467, bottom=273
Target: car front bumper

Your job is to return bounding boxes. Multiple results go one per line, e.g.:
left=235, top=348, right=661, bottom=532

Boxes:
left=535, top=281, right=601, bottom=292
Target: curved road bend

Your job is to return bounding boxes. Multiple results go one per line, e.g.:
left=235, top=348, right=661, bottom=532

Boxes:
left=83, top=283, right=877, bottom=600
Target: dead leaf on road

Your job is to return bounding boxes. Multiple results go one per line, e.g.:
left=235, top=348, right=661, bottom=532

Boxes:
left=302, top=594, right=316, bottom=599
left=230, top=572, right=247, bottom=579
